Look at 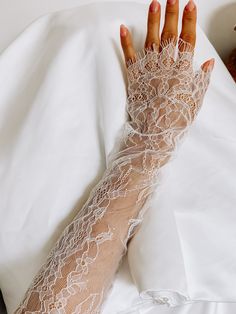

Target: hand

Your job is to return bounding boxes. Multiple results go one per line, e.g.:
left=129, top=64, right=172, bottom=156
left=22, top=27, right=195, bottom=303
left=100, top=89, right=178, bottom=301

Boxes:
left=117, top=0, right=214, bottom=158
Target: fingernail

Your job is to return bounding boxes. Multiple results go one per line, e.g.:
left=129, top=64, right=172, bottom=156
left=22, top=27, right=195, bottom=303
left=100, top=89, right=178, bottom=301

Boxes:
left=167, top=0, right=176, bottom=5
left=120, top=24, right=127, bottom=37
left=207, top=58, right=215, bottom=71
left=150, top=0, right=159, bottom=13
left=185, top=0, right=195, bottom=11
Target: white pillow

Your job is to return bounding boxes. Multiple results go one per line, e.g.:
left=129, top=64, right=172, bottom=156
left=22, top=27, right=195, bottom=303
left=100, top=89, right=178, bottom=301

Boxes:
left=0, top=2, right=236, bottom=314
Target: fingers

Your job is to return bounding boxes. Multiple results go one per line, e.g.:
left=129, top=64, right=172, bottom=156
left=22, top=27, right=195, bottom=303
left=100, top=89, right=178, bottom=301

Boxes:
left=179, top=0, right=197, bottom=52
left=201, top=58, right=215, bottom=73
left=145, top=0, right=161, bottom=51
left=120, top=24, right=136, bottom=66
left=161, top=0, right=179, bottom=46
left=120, top=0, right=200, bottom=66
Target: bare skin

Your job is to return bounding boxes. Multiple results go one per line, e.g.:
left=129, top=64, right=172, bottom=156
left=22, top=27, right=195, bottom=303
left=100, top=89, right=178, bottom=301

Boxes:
left=120, top=0, right=214, bottom=70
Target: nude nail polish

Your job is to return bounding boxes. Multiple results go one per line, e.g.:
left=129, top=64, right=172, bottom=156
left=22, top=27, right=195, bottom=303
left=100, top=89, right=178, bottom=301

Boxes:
left=150, top=0, right=159, bottom=13
left=167, top=0, right=176, bottom=5
left=120, top=24, right=127, bottom=37
left=185, top=0, right=195, bottom=11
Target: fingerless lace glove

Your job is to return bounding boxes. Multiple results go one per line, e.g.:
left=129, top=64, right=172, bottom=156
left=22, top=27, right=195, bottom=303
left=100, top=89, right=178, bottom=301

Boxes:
left=14, top=38, right=213, bottom=314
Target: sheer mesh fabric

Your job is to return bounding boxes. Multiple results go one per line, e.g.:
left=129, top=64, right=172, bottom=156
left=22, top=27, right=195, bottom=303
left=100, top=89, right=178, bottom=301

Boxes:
left=14, top=38, right=213, bottom=314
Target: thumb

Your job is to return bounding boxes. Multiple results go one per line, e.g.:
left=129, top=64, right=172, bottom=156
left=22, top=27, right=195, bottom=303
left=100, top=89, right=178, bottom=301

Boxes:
left=201, top=58, right=215, bottom=73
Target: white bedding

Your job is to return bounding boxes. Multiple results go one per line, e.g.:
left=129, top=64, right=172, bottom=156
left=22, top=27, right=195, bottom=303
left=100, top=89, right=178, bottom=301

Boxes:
left=0, top=1, right=235, bottom=314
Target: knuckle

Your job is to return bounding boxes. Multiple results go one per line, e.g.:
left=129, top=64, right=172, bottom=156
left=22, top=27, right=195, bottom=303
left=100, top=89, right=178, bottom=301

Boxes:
left=146, top=38, right=159, bottom=45
left=166, top=7, right=178, bottom=15
left=145, top=39, right=159, bottom=49
left=148, top=19, right=159, bottom=27
left=180, top=32, right=195, bottom=43
left=183, top=13, right=196, bottom=22
left=161, top=30, right=177, bottom=40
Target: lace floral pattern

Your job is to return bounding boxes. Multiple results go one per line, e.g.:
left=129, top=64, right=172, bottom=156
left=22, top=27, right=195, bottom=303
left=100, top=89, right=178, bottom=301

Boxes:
left=14, top=38, right=213, bottom=314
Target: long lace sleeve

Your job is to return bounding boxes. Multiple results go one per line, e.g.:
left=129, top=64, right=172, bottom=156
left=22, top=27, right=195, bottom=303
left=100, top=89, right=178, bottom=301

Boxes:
left=14, top=39, right=213, bottom=314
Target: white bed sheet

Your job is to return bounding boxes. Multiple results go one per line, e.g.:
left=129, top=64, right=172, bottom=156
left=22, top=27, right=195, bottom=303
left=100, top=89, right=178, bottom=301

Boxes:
left=0, top=0, right=232, bottom=56
left=0, top=1, right=235, bottom=314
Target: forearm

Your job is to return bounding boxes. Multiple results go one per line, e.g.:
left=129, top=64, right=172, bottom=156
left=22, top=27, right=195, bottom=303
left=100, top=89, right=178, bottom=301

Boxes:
left=14, top=127, right=169, bottom=314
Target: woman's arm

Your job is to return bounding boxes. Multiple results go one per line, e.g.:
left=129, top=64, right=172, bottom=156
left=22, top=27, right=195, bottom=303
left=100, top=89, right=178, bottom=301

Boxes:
left=14, top=0, right=214, bottom=313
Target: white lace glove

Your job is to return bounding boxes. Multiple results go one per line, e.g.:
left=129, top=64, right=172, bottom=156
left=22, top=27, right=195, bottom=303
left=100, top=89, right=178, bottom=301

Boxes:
left=14, top=38, right=213, bottom=314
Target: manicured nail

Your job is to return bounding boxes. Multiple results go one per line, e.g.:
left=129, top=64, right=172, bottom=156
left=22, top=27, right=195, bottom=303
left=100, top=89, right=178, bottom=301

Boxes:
left=185, top=0, right=195, bottom=11
left=167, top=0, right=176, bottom=5
left=207, top=58, right=215, bottom=71
left=120, top=24, right=127, bottom=37
left=150, top=0, right=159, bottom=13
